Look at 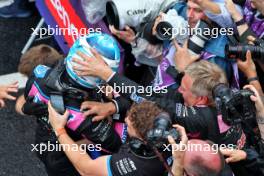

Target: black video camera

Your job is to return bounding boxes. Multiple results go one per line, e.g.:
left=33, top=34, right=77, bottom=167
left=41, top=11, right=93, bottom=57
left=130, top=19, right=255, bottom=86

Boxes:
left=146, top=112, right=180, bottom=149
left=212, top=84, right=256, bottom=125
left=225, top=38, right=264, bottom=62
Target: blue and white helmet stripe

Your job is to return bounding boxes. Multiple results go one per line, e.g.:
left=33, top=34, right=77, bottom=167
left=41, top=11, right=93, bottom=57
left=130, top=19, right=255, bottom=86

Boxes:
left=66, top=33, right=120, bottom=88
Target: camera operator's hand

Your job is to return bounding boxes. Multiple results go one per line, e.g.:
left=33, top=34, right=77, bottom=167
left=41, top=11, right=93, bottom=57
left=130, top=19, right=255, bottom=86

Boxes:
left=244, top=85, right=264, bottom=115
left=237, top=50, right=257, bottom=78
left=244, top=84, right=264, bottom=139
left=48, top=101, right=69, bottom=130
left=109, top=25, right=136, bottom=44
left=152, top=13, right=164, bottom=36
left=168, top=124, right=188, bottom=176
left=72, top=49, right=114, bottom=81
left=247, top=35, right=257, bottom=45
left=220, top=148, right=247, bottom=163
left=192, top=0, right=221, bottom=14
left=81, top=101, right=116, bottom=122
left=246, top=35, right=264, bottom=72
left=173, top=40, right=200, bottom=72
left=225, top=0, right=243, bottom=21
left=251, top=0, right=264, bottom=15
left=0, top=82, right=18, bottom=108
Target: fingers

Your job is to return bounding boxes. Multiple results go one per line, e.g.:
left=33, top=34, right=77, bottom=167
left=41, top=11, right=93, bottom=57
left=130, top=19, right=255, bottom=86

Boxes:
left=7, top=87, right=18, bottom=93
left=246, top=50, right=252, bottom=62
left=63, top=109, right=70, bottom=118
left=80, top=101, right=94, bottom=111
left=159, top=12, right=165, bottom=18
left=109, top=25, right=125, bottom=39
left=48, top=101, right=56, bottom=115
left=0, top=99, right=5, bottom=108
left=90, top=47, right=104, bottom=61
left=109, top=25, right=119, bottom=35
left=173, top=124, right=188, bottom=144
left=247, top=35, right=256, bottom=43
left=220, top=147, right=232, bottom=156
left=83, top=108, right=97, bottom=117
left=75, top=71, right=88, bottom=76
left=48, top=101, right=52, bottom=113
left=76, top=51, right=92, bottom=62
left=8, top=81, right=19, bottom=88
left=250, top=95, right=258, bottom=102
left=72, top=63, right=88, bottom=72
left=225, top=157, right=233, bottom=163
left=72, top=58, right=90, bottom=71
left=125, top=25, right=133, bottom=33
left=220, top=148, right=238, bottom=163
left=92, top=115, right=105, bottom=122
left=81, top=102, right=99, bottom=117
left=173, top=39, right=188, bottom=52
left=173, top=39, right=180, bottom=50
left=152, top=16, right=162, bottom=35
left=243, top=84, right=259, bottom=96
left=3, top=94, right=16, bottom=101
left=191, top=54, right=200, bottom=62
left=168, top=135, right=176, bottom=145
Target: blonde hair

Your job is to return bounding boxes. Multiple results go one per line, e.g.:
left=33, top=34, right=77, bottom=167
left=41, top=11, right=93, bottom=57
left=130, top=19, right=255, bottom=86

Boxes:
left=185, top=60, right=227, bottom=103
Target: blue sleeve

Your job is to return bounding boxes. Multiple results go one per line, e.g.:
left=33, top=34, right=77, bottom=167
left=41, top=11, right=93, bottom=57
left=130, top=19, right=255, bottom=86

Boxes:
left=205, top=3, right=243, bottom=28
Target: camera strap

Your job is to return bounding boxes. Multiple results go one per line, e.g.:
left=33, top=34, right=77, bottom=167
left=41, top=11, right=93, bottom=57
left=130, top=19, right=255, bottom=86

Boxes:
left=227, top=34, right=239, bottom=45
left=241, top=120, right=262, bottom=149
left=152, top=146, right=175, bottom=176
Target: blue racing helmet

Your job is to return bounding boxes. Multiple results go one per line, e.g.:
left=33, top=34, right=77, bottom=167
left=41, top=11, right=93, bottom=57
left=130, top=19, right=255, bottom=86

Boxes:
left=66, top=33, right=120, bottom=88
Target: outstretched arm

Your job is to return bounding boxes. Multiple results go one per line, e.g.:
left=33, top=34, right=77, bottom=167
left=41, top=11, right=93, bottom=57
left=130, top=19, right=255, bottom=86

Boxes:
left=48, top=102, right=110, bottom=176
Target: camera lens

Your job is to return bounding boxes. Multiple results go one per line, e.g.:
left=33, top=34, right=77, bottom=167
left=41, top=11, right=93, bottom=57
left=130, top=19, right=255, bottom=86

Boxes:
left=225, top=45, right=245, bottom=60
left=156, top=21, right=173, bottom=40
left=250, top=45, right=264, bottom=61
left=188, top=20, right=212, bottom=56
left=141, top=21, right=164, bottom=45
left=225, top=44, right=264, bottom=61
left=212, top=84, right=232, bottom=104
left=154, top=112, right=172, bottom=131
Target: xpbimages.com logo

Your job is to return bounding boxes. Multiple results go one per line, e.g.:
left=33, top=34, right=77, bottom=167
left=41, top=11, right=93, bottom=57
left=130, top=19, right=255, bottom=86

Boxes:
left=163, top=142, right=236, bottom=154
left=159, top=26, right=234, bottom=39
left=31, top=141, right=101, bottom=155
left=31, top=25, right=102, bottom=38
left=97, top=83, right=168, bottom=97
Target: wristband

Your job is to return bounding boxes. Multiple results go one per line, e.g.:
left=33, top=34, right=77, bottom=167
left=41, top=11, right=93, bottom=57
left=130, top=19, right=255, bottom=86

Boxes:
left=55, top=128, right=67, bottom=138
left=235, top=18, right=246, bottom=26
left=247, top=76, right=259, bottom=83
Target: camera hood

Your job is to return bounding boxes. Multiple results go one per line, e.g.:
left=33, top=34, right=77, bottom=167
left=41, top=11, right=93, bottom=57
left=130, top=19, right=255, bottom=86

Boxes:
left=106, top=1, right=120, bottom=29
left=106, top=0, right=179, bottom=30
